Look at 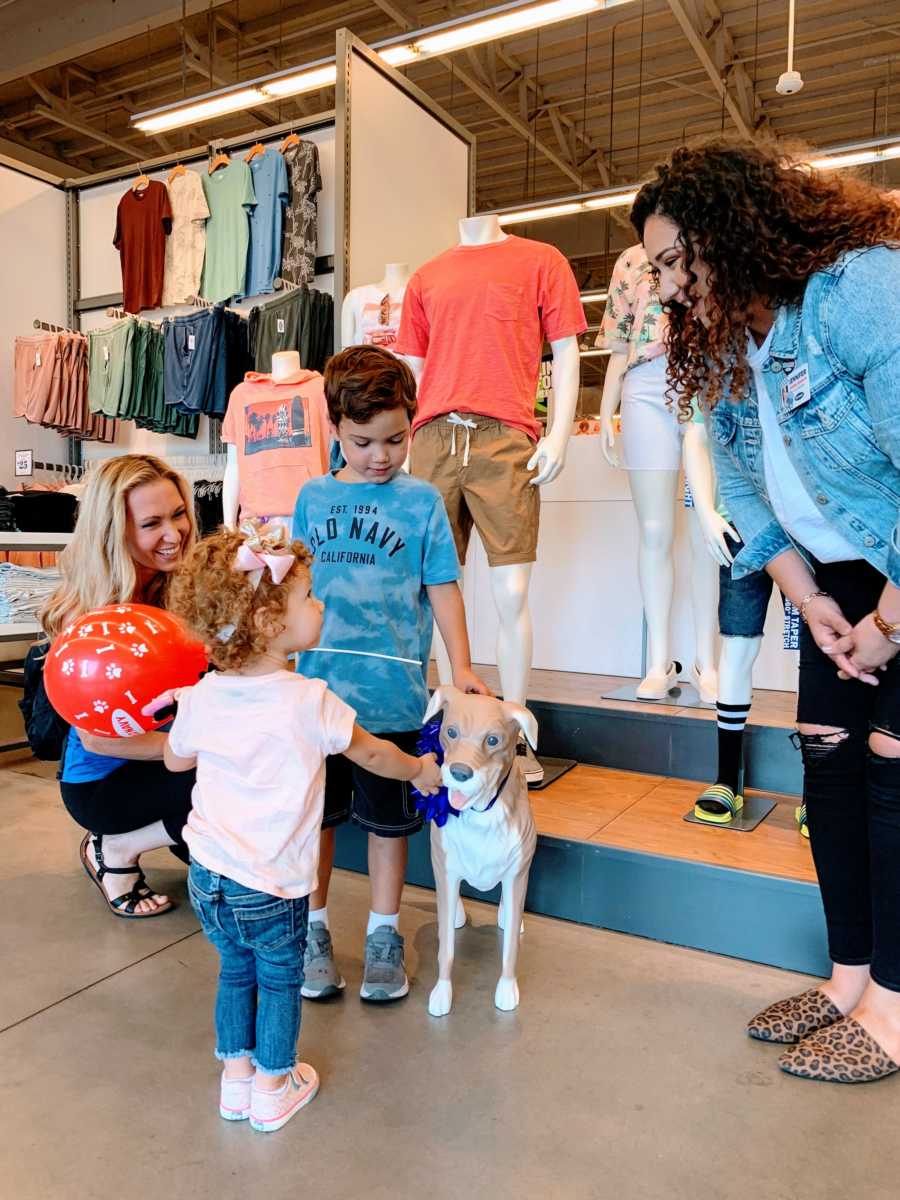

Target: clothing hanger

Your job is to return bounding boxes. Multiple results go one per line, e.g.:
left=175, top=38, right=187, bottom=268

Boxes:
left=280, top=130, right=300, bottom=152
left=167, top=163, right=187, bottom=183
left=245, top=142, right=266, bottom=162
left=208, top=149, right=231, bottom=175
left=132, top=165, right=151, bottom=192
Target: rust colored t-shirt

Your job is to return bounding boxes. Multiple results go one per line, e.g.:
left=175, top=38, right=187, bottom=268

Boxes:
left=395, top=234, right=587, bottom=441
left=114, top=182, right=173, bottom=314
left=222, top=370, right=330, bottom=520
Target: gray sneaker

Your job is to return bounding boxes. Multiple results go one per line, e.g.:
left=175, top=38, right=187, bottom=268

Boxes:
left=360, top=926, right=409, bottom=1002
left=301, top=921, right=346, bottom=1000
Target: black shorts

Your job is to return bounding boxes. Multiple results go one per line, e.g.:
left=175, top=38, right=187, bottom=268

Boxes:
left=323, top=729, right=424, bottom=838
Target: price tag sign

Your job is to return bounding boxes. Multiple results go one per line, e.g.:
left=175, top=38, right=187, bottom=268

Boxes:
left=783, top=598, right=801, bottom=650
left=15, top=449, right=33, bottom=477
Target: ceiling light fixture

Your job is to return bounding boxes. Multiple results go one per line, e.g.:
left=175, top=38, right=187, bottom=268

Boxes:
left=580, top=291, right=608, bottom=302
left=135, top=87, right=268, bottom=134
left=580, top=348, right=611, bottom=357
left=134, top=0, right=610, bottom=133
left=496, top=188, right=636, bottom=224
left=807, top=143, right=900, bottom=171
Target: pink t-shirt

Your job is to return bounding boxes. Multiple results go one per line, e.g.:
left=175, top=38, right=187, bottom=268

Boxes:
left=169, top=670, right=356, bottom=898
left=395, top=234, right=586, bottom=441
left=221, top=370, right=330, bottom=520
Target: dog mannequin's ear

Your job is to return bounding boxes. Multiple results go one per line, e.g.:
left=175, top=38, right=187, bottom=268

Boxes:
left=502, top=701, right=538, bottom=751
left=423, top=684, right=461, bottom=724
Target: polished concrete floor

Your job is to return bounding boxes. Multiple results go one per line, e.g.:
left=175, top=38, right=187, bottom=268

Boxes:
left=2, top=758, right=898, bottom=1200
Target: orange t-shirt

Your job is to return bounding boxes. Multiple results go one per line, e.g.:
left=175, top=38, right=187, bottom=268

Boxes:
left=222, top=371, right=330, bottom=519
left=395, top=234, right=587, bottom=441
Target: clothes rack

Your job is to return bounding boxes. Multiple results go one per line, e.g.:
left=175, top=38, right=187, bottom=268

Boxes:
left=33, top=319, right=75, bottom=334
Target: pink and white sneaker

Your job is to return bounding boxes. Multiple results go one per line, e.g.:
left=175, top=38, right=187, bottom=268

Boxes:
left=219, top=1071, right=254, bottom=1121
left=249, top=1064, right=320, bottom=1133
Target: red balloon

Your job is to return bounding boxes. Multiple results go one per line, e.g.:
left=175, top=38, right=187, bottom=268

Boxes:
left=44, top=603, right=207, bottom=738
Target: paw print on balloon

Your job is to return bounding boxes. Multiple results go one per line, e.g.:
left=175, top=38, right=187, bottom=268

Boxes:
left=129, top=642, right=149, bottom=658
left=118, top=623, right=136, bottom=635
left=93, top=699, right=109, bottom=714
left=61, top=659, right=75, bottom=676
left=77, top=624, right=94, bottom=638
left=105, top=664, right=123, bottom=680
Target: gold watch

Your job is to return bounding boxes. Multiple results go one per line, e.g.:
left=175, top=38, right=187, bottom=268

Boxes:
left=873, top=609, right=900, bottom=645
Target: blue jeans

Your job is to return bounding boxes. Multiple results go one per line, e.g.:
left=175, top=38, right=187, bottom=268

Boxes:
left=188, top=861, right=310, bottom=1074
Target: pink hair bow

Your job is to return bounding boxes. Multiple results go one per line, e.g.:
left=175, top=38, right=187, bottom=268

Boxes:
left=234, top=521, right=295, bottom=590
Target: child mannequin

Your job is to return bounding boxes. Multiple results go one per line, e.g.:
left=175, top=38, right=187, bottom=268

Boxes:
left=156, top=522, right=440, bottom=1132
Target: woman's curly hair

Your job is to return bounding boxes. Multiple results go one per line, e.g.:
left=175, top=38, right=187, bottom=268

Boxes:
left=631, top=137, right=900, bottom=415
left=167, top=526, right=314, bottom=671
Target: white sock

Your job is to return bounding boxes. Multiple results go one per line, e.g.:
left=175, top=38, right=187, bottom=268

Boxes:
left=309, top=906, right=329, bottom=928
left=367, top=910, right=399, bottom=936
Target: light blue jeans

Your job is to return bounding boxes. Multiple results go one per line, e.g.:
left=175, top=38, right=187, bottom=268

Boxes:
left=188, top=860, right=309, bottom=1074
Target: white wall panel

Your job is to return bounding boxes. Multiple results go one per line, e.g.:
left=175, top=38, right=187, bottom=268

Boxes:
left=348, top=51, right=469, bottom=286
left=0, top=165, right=69, bottom=488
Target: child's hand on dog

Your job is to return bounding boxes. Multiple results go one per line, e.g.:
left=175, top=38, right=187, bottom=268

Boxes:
left=412, top=753, right=442, bottom=795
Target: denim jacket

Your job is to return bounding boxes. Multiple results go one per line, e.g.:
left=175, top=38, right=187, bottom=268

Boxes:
left=708, top=245, right=900, bottom=585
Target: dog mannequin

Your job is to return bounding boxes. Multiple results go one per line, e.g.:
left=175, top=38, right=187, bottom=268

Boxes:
left=423, top=686, right=538, bottom=1017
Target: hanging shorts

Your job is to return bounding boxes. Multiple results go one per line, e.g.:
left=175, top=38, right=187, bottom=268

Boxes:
left=410, top=412, right=540, bottom=567
left=163, top=305, right=226, bottom=417
left=250, top=287, right=309, bottom=370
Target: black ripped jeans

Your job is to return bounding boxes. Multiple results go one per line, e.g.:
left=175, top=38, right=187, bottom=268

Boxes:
left=797, top=558, right=900, bottom=991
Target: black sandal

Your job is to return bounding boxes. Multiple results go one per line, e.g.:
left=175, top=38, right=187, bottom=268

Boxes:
left=79, top=833, right=176, bottom=919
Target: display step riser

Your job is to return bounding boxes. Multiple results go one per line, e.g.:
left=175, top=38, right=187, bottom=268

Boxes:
left=530, top=699, right=802, bottom=797
left=333, top=823, right=829, bottom=978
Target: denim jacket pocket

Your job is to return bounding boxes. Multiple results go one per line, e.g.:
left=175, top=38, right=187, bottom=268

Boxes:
left=233, top=898, right=295, bottom=951
left=709, top=405, right=737, bottom=449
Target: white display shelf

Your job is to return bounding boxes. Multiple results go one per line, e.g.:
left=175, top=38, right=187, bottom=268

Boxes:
left=0, top=532, right=72, bottom=552
left=0, top=622, right=40, bottom=643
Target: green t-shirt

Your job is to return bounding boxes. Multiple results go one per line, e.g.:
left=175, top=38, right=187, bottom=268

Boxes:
left=201, top=160, right=256, bottom=303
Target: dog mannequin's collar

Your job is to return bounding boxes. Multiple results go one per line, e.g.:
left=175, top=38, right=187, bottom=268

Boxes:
left=412, top=716, right=517, bottom=826
left=478, top=762, right=514, bottom=814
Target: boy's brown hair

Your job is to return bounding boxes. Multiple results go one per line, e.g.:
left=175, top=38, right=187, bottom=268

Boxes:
left=324, top=345, right=417, bottom=427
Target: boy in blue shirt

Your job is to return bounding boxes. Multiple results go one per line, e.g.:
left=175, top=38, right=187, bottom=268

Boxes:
left=293, top=345, right=489, bottom=1002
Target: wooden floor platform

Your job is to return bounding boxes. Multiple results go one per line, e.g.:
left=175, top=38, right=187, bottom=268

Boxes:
left=531, top=764, right=814, bottom=885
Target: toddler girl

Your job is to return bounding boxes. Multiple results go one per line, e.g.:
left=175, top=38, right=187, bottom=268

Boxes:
left=159, top=522, right=441, bottom=1132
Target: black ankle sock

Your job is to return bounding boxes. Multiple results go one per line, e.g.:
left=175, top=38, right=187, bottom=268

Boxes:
left=716, top=702, right=750, bottom=793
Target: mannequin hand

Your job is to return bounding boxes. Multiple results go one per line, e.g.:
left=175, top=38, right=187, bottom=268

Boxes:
left=600, top=418, right=619, bottom=468
left=697, top=511, right=739, bottom=568
left=824, top=613, right=898, bottom=681
left=805, top=596, right=879, bottom=686
left=452, top=666, right=494, bottom=696
left=412, top=753, right=442, bottom=796
left=528, top=435, right=567, bottom=486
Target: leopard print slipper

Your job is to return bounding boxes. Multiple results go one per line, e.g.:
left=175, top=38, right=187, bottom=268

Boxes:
left=778, top=1017, right=899, bottom=1084
left=747, top=988, right=843, bottom=1044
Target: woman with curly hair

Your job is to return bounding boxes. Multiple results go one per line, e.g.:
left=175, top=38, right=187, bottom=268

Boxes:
left=41, top=453, right=197, bottom=918
left=633, top=138, right=900, bottom=1084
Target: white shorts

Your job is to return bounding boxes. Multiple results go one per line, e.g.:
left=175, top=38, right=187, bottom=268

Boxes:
left=620, top=355, right=683, bottom=471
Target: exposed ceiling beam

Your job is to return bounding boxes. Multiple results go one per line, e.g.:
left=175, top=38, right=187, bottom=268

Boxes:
left=25, top=75, right=149, bottom=159
left=664, top=0, right=752, bottom=138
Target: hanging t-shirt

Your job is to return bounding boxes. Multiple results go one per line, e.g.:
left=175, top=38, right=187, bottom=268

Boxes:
left=245, top=149, right=289, bottom=298
left=281, top=140, right=322, bottom=286
left=395, top=234, right=587, bottom=441
left=293, top=471, right=460, bottom=733
left=344, top=283, right=405, bottom=351
left=221, top=370, right=330, bottom=519
left=201, top=160, right=256, bottom=303
left=162, top=171, right=210, bottom=306
left=113, top=182, right=172, bottom=314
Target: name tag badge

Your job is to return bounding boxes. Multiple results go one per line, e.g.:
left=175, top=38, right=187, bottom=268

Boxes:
left=781, top=364, right=810, bottom=408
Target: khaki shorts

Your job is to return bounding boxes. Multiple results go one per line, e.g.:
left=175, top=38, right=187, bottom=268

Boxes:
left=410, top=414, right=540, bottom=566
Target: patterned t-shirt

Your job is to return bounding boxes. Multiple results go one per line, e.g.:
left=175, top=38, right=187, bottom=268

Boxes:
left=162, top=171, right=209, bottom=306
left=293, top=471, right=459, bottom=732
left=596, top=245, right=667, bottom=373
left=281, top=140, right=322, bottom=286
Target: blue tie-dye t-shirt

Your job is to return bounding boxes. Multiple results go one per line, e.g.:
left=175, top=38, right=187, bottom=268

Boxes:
left=293, top=471, right=459, bottom=732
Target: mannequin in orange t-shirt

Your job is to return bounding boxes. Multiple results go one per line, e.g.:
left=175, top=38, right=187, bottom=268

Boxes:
left=397, top=215, right=586, bottom=783
left=222, top=350, right=330, bottom=532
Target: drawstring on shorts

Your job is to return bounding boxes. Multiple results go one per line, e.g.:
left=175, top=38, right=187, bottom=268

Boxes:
left=446, top=412, right=478, bottom=468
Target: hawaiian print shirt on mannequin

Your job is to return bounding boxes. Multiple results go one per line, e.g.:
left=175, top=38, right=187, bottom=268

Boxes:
left=280, top=140, right=322, bottom=286
left=596, top=245, right=667, bottom=374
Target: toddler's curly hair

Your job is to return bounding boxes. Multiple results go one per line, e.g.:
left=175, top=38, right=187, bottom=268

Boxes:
left=167, top=526, right=314, bottom=671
